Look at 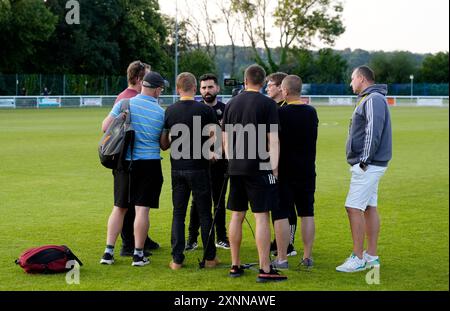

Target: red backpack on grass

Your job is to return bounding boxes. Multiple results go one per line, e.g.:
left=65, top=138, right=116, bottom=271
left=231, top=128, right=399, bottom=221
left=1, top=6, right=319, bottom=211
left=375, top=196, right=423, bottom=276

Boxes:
left=15, top=245, right=83, bottom=274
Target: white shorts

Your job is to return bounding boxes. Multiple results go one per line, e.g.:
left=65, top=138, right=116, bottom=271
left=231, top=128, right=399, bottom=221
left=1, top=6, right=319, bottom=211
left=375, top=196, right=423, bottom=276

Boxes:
left=345, top=164, right=387, bottom=211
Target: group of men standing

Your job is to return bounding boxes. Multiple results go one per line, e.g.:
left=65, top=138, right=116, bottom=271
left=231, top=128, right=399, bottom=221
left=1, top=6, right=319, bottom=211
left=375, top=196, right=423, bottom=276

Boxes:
left=99, top=61, right=392, bottom=282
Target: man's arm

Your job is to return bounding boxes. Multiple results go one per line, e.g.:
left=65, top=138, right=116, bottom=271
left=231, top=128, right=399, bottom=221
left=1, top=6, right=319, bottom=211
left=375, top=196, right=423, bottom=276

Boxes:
left=102, top=115, right=114, bottom=133
left=267, top=131, right=280, bottom=178
left=360, top=96, right=386, bottom=166
left=160, top=130, right=171, bottom=151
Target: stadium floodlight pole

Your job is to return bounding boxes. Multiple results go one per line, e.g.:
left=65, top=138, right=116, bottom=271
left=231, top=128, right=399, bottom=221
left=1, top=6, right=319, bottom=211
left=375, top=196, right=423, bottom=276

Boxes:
left=410, top=75, right=414, bottom=98
left=174, top=0, right=179, bottom=104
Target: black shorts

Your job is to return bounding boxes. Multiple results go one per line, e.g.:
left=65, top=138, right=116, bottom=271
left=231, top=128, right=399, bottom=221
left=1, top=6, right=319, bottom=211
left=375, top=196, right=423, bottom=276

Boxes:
left=279, top=178, right=315, bottom=218
left=227, top=173, right=279, bottom=214
left=113, top=160, right=163, bottom=209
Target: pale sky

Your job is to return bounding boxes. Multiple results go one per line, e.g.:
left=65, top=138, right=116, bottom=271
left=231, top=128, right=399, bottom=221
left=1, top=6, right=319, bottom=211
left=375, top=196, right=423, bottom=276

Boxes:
left=159, top=0, right=449, bottom=54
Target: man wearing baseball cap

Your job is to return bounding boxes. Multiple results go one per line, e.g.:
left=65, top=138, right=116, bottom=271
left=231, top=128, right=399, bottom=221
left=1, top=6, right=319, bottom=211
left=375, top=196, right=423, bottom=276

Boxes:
left=100, top=71, right=169, bottom=267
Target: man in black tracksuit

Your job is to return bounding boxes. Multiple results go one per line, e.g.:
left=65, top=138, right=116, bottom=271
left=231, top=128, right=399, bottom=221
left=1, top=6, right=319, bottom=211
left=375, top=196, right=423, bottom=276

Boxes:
left=186, top=74, right=230, bottom=251
left=161, top=72, right=219, bottom=270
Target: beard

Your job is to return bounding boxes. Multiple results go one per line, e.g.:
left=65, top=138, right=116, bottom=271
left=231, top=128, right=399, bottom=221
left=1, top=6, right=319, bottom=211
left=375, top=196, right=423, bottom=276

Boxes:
left=203, top=93, right=218, bottom=104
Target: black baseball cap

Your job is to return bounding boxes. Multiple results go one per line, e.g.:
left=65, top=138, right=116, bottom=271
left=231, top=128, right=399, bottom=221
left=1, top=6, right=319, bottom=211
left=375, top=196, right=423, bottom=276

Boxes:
left=143, top=71, right=167, bottom=88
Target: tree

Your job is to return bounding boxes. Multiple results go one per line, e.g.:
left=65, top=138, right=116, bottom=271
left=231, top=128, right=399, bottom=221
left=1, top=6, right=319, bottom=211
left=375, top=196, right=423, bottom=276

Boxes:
left=179, top=50, right=216, bottom=80
left=180, top=0, right=219, bottom=61
left=287, top=48, right=347, bottom=83
left=218, top=0, right=239, bottom=78
left=0, top=0, right=57, bottom=73
left=231, top=0, right=345, bottom=73
left=420, top=52, right=449, bottom=83
left=25, top=0, right=170, bottom=75
left=370, top=51, right=419, bottom=84
left=312, top=48, right=347, bottom=83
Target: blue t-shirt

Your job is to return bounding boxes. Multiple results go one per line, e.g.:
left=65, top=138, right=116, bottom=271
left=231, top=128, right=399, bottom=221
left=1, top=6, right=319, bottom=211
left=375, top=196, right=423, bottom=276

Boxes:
left=110, top=94, right=165, bottom=161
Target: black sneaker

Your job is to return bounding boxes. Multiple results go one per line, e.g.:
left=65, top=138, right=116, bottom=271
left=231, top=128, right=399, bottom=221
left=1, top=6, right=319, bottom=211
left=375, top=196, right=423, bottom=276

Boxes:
left=185, top=241, right=198, bottom=252
left=120, top=246, right=152, bottom=257
left=215, top=239, right=230, bottom=250
left=100, top=253, right=114, bottom=265
left=132, top=255, right=150, bottom=267
left=256, top=267, right=288, bottom=283
left=229, top=265, right=245, bottom=278
left=146, top=238, right=160, bottom=251
left=272, top=244, right=297, bottom=257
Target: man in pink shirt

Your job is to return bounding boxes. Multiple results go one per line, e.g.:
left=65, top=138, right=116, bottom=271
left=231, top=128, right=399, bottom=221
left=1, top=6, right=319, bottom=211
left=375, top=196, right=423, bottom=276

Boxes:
left=114, top=61, right=151, bottom=104
left=110, top=60, right=161, bottom=256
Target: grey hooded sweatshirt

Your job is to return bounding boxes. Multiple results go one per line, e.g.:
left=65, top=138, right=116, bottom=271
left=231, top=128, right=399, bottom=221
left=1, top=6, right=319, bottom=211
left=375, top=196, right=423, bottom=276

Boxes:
left=346, top=84, right=392, bottom=167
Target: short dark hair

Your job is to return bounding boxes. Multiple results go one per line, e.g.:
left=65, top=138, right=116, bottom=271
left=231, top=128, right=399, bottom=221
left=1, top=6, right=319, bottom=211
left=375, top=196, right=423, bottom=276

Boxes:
left=267, top=72, right=288, bottom=86
left=127, top=61, right=150, bottom=85
left=245, top=64, right=266, bottom=86
left=199, top=73, right=218, bottom=85
left=356, top=66, right=375, bottom=82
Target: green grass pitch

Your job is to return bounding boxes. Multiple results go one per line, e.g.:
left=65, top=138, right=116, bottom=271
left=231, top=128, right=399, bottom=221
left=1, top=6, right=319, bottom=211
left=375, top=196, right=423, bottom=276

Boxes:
left=0, top=106, right=448, bottom=291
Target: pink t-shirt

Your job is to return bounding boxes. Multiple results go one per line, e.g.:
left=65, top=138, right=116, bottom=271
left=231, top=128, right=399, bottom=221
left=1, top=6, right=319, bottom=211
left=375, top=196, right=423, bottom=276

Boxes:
left=115, top=88, right=139, bottom=104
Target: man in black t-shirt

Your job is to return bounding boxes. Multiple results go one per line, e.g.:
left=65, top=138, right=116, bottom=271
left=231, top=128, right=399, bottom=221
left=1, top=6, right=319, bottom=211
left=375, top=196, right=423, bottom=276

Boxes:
left=161, top=72, right=219, bottom=270
left=278, top=75, right=318, bottom=269
left=186, top=74, right=230, bottom=252
left=222, top=64, right=287, bottom=282
left=266, top=72, right=299, bottom=262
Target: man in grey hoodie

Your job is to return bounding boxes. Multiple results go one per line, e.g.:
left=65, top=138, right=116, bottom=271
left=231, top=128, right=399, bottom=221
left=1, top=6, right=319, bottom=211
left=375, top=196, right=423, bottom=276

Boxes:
left=336, top=66, right=392, bottom=273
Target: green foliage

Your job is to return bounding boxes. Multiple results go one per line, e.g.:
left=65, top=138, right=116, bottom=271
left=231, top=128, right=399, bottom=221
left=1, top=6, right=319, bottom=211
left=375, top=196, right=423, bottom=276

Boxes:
left=232, top=0, right=345, bottom=73
left=420, top=52, right=449, bottom=83
left=286, top=48, right=347, bottom=83
left=179, top=50, right=216, bottom=80
left=370, top=51, right=421, bottom=84
left=0, top=0, right=58, bottom=73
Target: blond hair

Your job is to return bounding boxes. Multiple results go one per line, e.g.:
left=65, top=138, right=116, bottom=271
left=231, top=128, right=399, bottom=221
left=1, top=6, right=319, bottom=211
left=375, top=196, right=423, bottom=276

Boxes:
left=176, top=72, right=197, bottom=92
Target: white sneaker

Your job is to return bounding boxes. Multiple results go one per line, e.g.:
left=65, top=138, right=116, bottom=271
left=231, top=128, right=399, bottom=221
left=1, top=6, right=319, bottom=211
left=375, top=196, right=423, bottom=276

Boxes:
left=363, top=251, right=380, bottom=268
left=336, top=253, right=367, bottom=273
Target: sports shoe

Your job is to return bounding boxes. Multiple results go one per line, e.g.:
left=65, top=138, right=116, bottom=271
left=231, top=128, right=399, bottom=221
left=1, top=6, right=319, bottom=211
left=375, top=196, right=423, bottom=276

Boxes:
left=185, top=241, right=198, bottom=252
left=272, top=244, right=297, bottom=257
left=100, top=253, right=114, bottom=265
left=300, top=258, right=314, bottom=270
left=271, top=259, right=289, bottom=270
left=336, top=253, right=367, bottom=273
left=364, top=251, right=380, bottom=268
left=287, top=244, right=297, bottom=257
left=216, top=240, right=230, bottom=250
left=257, top=267, right=288, bottom=283
left=146, top=238, right=160, bottom=250
left=120, top=246, right=152, bottom=257
left=229, top=265, right=245, bottom=278
left=132, top=255, right=150, bottom=267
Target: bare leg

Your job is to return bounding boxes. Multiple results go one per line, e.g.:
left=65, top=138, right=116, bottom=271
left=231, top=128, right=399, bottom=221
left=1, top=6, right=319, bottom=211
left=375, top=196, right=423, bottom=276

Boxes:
left=229, top=211, right=245, bottom=267
left=134, top=206, right=150, bottom=250
left=364, top=206, right=380, bottom=257
left=346, top=207, right=365, bottom=259
left=274, top=218, right=290, bottom=262
left=254, top=212, right=271, bottom=273
left=107, top=206, right=128, bottom=246
left=301, top=217, right=315, bottom=259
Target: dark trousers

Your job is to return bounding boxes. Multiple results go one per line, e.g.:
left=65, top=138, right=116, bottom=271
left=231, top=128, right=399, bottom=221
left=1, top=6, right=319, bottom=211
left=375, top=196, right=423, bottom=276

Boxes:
left=188, top=160, right=228, bottom=243
left=171, top=169, right=216, bottom=264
